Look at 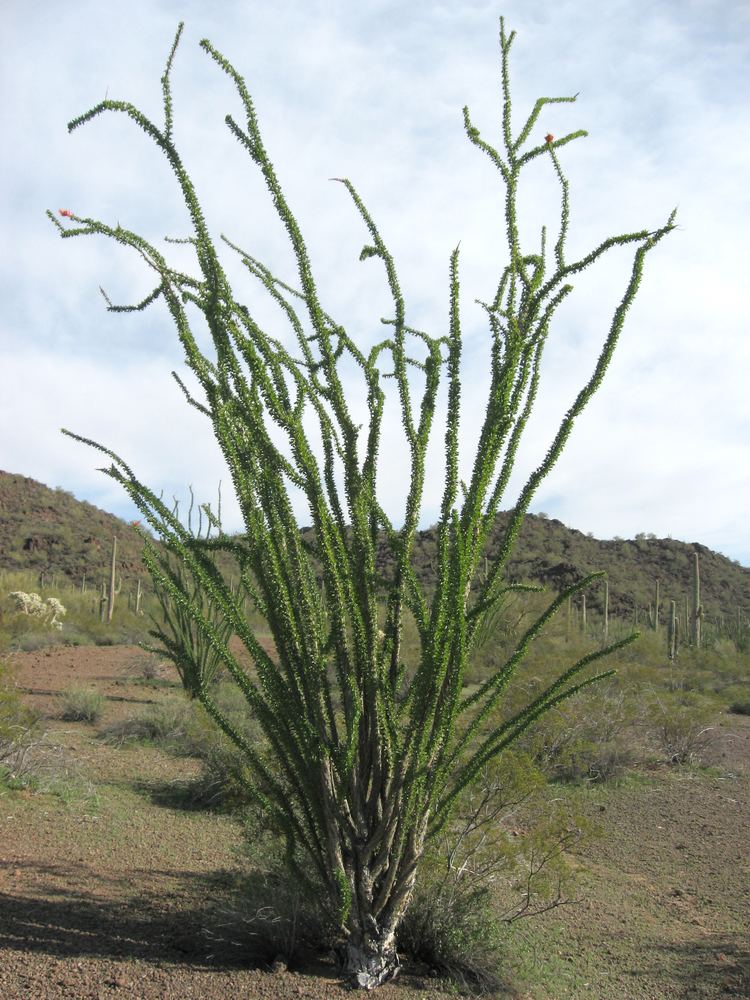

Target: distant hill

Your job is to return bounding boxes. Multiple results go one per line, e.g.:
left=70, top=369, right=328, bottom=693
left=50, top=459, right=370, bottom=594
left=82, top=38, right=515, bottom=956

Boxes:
left=399, top=514, right=750, bottom=623
left=0, top=471, right=149, bottom=590
left=1, top=470, right=748, bottom=626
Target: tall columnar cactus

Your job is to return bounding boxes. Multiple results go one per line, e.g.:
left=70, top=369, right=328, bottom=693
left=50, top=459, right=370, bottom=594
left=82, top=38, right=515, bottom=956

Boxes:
left=668, top=598, right=677, bottom=661
left=692, top=550, right=702, bottom=646
left=602, top=578, right=609, bottom=643
left=50, top=16, right=675, bottom=987
left=107, top=535, right=118, bottom=624
left=653, top=578, right=660, bottom=633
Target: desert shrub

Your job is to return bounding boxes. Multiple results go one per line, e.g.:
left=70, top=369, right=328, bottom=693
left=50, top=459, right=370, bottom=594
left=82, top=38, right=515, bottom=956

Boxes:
left=0, top=728, right=91, bottom=800
left=107, top=696, right=264, bottom=811
left=0, top=660, right=37, bottom=740
left=119, top=650, right=176, bottom=686
left=209, top=808, right=335, bottom=966
left=185, top=687, right=267, bottom=808
left=397, top=752, right=586, bottom=992
left=140, top=655, right=164, bottom=681
left=60, top=687, right=105, bottom=723
left=728, top=700, right=750, bottom=716
left=398, top=877, right=508, bottom=993
left=515, top=682, right=635, bottom=783
left=101, top=698, right=201, bottom=750
left=13, top=631, right=63, bottom=652
left=186, top=741, right=255, bottom=811
left=102, top=685, right=260, bottom=776
left=1, top=662, right=93, bottom=799
left=647, top=694, right=719, bottom=765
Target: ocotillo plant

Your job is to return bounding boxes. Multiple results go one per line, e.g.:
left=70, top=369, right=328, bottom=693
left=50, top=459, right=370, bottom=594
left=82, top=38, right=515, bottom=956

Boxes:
left=50, top=17, right=675, bottom=988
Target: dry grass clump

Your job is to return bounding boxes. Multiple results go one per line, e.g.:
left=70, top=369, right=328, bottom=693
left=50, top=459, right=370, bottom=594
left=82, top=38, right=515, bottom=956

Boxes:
left=60, top=687, right=106, bottom=723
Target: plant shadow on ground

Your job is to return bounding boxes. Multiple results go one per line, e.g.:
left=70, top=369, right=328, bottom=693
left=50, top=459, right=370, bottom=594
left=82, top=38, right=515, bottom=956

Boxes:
left=130, top=776, right=219, bottom=812
left=0, top=861, right=250, bottom=968
left=0, top=860, right=508, bottom=996
left=0, top=859, right=355, bottom=982
left=635, top=935, right=750, bottom=999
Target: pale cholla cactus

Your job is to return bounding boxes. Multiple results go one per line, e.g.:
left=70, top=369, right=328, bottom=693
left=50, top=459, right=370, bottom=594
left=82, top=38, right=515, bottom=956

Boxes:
left=45, top=597, right=67, bottom=629
left=8, top=592, right=67, bottom=629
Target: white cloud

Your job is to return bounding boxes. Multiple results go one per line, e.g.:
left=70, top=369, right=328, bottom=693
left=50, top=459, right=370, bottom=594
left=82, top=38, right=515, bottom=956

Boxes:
left=2, top=0, right=748, bottom=565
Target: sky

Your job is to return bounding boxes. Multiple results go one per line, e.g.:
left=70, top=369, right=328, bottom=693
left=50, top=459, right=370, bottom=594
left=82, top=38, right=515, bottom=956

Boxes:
left=2, top=0, right=749, bottom=565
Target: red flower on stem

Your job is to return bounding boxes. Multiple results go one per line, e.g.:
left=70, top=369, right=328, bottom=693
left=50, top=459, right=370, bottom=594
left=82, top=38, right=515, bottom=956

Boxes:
left=130, top=520, right=141, bottom=527
left=545, top=134, right=554, bottom=144
left=59, top=209, right=73, bottom=218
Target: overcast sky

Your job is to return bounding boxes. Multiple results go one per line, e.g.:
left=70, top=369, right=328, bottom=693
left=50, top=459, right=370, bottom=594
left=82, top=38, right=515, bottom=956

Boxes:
left=2, top=0, right=748, bottom=565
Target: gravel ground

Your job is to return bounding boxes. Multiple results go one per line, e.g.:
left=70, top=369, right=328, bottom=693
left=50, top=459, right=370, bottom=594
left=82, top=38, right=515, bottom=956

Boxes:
left=1, top=643, right=748, bottom=999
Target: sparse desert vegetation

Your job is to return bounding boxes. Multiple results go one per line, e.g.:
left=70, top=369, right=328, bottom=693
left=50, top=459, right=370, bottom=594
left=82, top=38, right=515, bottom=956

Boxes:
left=1, top=562, right=748, bottom=997
left=4, top=3, right=748, bottom=994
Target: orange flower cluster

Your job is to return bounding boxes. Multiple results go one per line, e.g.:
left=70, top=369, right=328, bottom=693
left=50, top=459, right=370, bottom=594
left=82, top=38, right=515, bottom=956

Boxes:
left=59, top=209, right=73, bottom=217
left=545, top=133, right=554, bottom=143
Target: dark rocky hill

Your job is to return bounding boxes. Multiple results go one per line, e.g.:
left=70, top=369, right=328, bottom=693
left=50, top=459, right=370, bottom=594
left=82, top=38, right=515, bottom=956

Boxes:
left=1, top=470, right=748, bottom=627
left=0, top=471, right=149, bottom=590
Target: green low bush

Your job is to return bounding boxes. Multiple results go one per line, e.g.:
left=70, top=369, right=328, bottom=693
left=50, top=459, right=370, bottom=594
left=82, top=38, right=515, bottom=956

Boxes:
left=213, top=808, right=336, bottom=967
left=514, top=682, right=636, bottom=784
left=101, top=698, right=205, bottom=751
left=398, top=751, right=586, bottom=993
left=646, top=694, right=719, bottom=765
left=60, top=687, right=105, bottom=723
left=102, top=684, right=263, bottom=812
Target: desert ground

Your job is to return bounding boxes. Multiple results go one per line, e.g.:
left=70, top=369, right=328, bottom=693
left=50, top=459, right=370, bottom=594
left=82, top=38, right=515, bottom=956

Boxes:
left=1, top=643, right=748, bottom=999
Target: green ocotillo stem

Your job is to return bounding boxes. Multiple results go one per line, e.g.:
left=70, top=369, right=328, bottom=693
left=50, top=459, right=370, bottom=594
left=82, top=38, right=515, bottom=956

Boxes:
left=653, top=578, right=660, bottom=632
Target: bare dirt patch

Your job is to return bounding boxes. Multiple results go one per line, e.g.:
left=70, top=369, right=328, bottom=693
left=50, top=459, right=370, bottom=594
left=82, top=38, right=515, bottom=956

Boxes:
left=0, top=645, right=456, bottom=999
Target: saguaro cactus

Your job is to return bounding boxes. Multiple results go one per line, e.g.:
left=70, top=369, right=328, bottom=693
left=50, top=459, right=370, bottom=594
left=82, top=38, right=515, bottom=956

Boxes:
left=107, top=535, right=118, bottom=624
left=668, top=598, right=677, bottom=661
left=602, top=578, right=609, bottom=643
left=692, top=550, right=702, bottom=646
left=52, top=16, right=675, bottom=987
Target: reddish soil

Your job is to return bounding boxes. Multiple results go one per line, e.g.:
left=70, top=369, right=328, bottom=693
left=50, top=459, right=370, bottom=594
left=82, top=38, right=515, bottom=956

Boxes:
left=0, top=645, right=458, bottom=999
left=1, top=643, right=749, bottom=999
